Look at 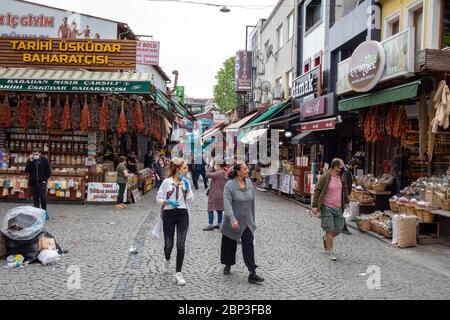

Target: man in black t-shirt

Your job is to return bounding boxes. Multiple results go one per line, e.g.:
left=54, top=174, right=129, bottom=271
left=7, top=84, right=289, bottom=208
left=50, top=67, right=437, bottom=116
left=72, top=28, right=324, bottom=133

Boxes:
left=127, top=152, right=139, bottom=175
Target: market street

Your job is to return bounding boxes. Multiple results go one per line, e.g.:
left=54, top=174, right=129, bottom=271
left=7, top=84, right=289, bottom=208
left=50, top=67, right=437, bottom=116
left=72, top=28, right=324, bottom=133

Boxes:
left=0, top=188, right=449, bottom=300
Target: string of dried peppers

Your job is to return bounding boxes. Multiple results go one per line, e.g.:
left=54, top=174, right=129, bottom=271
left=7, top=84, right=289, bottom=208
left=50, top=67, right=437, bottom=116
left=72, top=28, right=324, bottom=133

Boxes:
left=0, top=94, right=12, bottom=128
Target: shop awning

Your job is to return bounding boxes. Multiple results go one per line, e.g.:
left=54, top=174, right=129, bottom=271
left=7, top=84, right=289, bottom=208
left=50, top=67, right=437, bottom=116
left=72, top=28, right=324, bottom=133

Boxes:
left=244, top=101, right=289, bottom=128
left=338, top=80, right=420, bottom=111
left=225, top=112, right=258, bottom=132
left=155, top=89, right=171, bottom=112
left=240, top=128, right=268, bottom=145
left=291, top=131, right=325, bottom=144
left=0, top=68, right=153, bottom=93
left=201, top=122, right=225, bottom=140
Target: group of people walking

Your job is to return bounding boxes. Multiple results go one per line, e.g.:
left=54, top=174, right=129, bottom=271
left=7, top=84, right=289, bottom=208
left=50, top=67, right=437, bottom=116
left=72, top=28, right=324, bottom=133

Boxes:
left=154, top=157, right=264, bottom=286
left=152, top=155, right=354, bottom=285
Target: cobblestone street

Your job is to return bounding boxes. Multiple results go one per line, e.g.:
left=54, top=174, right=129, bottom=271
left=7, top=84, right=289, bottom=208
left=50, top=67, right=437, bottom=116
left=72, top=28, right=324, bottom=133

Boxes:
left=1, top=188, right=449, bottom=300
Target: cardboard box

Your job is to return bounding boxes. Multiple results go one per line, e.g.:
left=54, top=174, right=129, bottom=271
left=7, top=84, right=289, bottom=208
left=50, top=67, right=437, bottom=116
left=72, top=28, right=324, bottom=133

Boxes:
left=0, top=234, right=6, bottom=258
left=39, top=235, right=57, bottom=251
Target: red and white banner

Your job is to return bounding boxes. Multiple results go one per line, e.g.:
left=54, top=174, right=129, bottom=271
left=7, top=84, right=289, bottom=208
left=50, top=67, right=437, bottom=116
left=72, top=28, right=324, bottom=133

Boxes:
left=136, top=40, right=160, bottom=66
left=300, top=117, right=336, bottom=132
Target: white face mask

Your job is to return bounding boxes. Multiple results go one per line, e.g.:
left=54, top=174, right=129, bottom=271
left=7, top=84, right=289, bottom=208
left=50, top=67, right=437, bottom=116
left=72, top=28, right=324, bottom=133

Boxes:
left=32, top=155, right=40, bottom=160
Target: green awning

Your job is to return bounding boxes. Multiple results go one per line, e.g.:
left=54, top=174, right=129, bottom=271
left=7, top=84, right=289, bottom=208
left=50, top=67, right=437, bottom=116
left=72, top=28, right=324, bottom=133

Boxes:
left=338, top=80, right=420, bottom=111
left=238, top=101, right=289, bottom=140
left=155, top=90, right=170, bottom=112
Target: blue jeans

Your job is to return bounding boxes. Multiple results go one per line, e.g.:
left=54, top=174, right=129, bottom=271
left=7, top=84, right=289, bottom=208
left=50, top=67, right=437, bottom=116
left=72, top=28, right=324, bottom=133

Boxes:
left=208, top=210, right=223, bottom=225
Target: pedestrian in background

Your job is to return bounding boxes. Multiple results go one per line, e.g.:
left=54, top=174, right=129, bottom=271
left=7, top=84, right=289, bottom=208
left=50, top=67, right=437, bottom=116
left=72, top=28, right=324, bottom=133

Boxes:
left=203, top=162, right=228, bottom=231
left=193, top=158, right=208, bottom=190
left=311, top=158, right=349, bottom=261
left=116, top=156, right=130, bottom=209
left=220, top=163, right=264, bottom=284
left=154, top=156, right=166, bottom=189
left=25, top=147, right=52, bottom=220
left=156, top=157, right=194, bottom=286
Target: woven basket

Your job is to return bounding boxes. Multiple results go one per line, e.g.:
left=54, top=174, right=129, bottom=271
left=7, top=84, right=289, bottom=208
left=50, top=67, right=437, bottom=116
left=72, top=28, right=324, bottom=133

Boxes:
left=397, top=202, right=410, bottom=214
left=371, top=183, right=388, bottom=191
left=440, top=199, right=450, bottom=211
left=414, top=208, right=424, bottom=222
left=383, top=228, right=393, bottom=239
left=360, top=193, right=375, bottom=204
left=406, top=203, right=417, bottom=215
left=357, top=220, right=371, bottom=232
left=389, top=199, right=399, bottom=212
left=422, top=211, right=434, bottom=223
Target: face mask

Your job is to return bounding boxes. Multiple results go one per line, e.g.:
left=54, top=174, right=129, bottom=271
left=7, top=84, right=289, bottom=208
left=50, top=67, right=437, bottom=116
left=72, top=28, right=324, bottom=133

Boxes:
left=33, top=155, right=40, bottom=160
left=177, top=173, right=184, bottom=179
left=338, top=167, right=344, bottom=175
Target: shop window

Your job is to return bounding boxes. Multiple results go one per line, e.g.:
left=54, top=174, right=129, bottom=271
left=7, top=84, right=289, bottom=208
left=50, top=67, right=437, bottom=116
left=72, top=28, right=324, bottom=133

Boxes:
left=304, top=62, right=310, bottom=73
left=305, top=0, right=322, bottom=33
left=285, top=69, right=293, bottom=98
left=314, top=54, right=321, bottom=67
left=330, top=0, right=364, bottom=26
left=392, top=20, right=400, bottom=35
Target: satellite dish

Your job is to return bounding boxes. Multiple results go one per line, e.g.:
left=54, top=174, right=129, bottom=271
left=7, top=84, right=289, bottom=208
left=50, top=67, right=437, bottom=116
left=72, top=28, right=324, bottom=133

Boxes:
left=266, top=44, right=273, bottom=59
left=261, top=81, right=271, bottom=92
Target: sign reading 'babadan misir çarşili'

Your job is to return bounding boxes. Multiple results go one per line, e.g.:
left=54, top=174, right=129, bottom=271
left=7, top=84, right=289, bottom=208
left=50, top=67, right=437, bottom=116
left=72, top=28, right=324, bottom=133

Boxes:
left=0, top=37, right=136, bottom=70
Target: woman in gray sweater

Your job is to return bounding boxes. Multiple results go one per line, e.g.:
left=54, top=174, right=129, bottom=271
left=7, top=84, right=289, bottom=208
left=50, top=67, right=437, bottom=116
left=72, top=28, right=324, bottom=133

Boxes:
left=220, top=163, right=264, bottom=284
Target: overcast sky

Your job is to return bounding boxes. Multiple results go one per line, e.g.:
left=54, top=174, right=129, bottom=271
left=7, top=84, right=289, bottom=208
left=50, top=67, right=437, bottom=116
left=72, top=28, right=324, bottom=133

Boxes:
left=29, top=0, right=277, bottom=98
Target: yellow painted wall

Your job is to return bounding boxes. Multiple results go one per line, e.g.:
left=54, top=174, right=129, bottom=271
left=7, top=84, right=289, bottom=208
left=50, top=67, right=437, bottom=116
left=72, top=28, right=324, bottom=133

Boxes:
left=380, top=0, right=431, bottom=47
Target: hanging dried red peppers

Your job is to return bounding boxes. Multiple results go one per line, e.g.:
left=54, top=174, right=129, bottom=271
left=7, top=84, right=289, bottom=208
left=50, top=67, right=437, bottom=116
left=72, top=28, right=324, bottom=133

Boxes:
left=0, top=94, right=12, bottom=128
left=99, top=96, right=108, bottom=132
left=53, top=96, right=63, bottom=130
left=18, top=97, right=29, bottom=130
left=61, top=96, right=72, bottom=131
left=45, top=98, right=54, bottom=131
left=134, top=99, right=145, bottom=133
left=118, top=101, right=127, bottom=134
left=80, top=96, right=90, bottom=132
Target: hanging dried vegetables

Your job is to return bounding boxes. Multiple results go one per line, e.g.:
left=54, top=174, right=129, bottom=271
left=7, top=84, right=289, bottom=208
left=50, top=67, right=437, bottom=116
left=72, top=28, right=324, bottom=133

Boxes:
left=125, top=101, right=134, bottom=132
left=28, top=97, right=38, bottom=129
left=134, top=99, right=145, bottom=133
left=99, top=96, right=108, bottom=132
left=38, top=99, right=46, bottom=131
left=61, top=96, right=71, bottom=131
left=45, top=98, right=54, bottom=131
left=386, top=105, right=396, bottom=136
left=429, top=89, right=438, bottom=163
left=53, top=96, right=63, bottom=130
left=418, top=93, right=428, bottom=159
left=108, top=100, right=119, bottom=132
left=0, top=94, right=12, bottom=128
left=392, top=107, right=407, bottom=138
left=71, top=96, right=81, bottom=130
left=80, top=96, right=90, bottom=132
left=18, top=97, right=29, bottom=130
left=363, top=107, right=383, bottom=142
left=90, top=95, right=99, bottom=130
left=118, top=101, right=127, bottom=134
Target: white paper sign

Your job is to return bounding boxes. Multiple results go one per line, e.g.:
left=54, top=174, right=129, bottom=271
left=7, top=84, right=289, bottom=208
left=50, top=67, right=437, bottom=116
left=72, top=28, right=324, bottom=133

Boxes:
left=87, top=182, right=126, bottom=202
left=136, top=40, right=160, bottom=66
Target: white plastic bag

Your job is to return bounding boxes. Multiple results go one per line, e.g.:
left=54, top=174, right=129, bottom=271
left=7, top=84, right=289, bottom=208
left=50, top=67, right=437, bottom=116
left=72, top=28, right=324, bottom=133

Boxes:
left=348, top=202, right=359, bottom=222
left=37, top=249, right=60, bottom=265
left=1, top=206, right=46, bottom=241
left=392, top=214, right=401, bottom=244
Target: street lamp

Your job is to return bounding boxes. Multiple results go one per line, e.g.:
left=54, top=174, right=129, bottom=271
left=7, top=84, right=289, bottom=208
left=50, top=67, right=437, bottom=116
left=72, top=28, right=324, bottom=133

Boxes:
left=220, top=6, right=230, bottom=13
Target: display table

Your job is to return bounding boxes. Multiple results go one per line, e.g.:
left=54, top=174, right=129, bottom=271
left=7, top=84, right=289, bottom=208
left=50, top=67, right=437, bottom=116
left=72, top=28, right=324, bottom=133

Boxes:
left=367, top=189, right=392, bottom=211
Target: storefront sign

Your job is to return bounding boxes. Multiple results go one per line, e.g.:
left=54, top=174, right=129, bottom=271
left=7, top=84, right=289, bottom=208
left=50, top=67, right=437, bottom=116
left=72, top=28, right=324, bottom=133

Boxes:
left=87, top=182, right=126, bottom=202
left=155, top=90, right=170, bottom=111
left=0, top=37, right=136, bottom=70
left=300, top=118, right=336, bottom=131
left=348, top=41, right=385, bottom=92
left=301, top=96, right=326, bottom=118
left=0, top=78, right=151, bottom=93
left=0, top=0, right=118, bottom=39
left=235, top=50, right=252, bottom=92
left=136, top=40, right=160, bottom=66
left=336, top=29, right=414, bottom=95
left=292, top=65, right=321, bottom=99
left=176, top=86, right=185, bottom=104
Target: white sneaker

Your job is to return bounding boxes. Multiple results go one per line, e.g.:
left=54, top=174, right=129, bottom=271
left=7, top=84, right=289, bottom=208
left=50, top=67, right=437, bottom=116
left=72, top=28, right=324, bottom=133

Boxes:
left=327, top=251, right=338, bottom=261
left=174, top=272, right=186, bottom=286
left=162, top=259, right=171, bottom=274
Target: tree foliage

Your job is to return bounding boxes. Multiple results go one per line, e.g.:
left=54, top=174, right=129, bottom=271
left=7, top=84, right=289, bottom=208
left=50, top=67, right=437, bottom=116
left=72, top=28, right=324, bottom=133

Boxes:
left=213, top=56, right=237, bottom=112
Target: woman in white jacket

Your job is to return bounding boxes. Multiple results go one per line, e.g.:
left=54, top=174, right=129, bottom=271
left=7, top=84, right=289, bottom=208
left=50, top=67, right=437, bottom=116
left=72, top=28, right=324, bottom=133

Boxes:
left=156, top=157, right=194, bottom=286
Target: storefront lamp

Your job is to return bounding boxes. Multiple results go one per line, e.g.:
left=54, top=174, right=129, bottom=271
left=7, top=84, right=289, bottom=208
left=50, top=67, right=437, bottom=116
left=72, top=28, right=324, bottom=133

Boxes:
left=284, top=131, right=292, bottom=138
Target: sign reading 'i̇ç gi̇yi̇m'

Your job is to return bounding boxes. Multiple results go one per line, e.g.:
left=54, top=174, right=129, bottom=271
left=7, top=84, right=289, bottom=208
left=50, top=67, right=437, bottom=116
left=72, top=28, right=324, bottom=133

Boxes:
left=0, top=37, right=136, bottom=70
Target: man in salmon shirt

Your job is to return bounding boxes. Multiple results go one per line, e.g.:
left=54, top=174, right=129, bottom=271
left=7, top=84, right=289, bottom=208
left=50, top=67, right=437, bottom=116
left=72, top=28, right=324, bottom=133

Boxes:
left=312, top=158, right=349, bottom=261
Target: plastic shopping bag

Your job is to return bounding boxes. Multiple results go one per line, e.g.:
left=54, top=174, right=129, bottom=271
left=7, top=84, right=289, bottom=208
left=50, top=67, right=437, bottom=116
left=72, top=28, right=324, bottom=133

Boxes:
left=37, top=249, right=60, bottom=265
